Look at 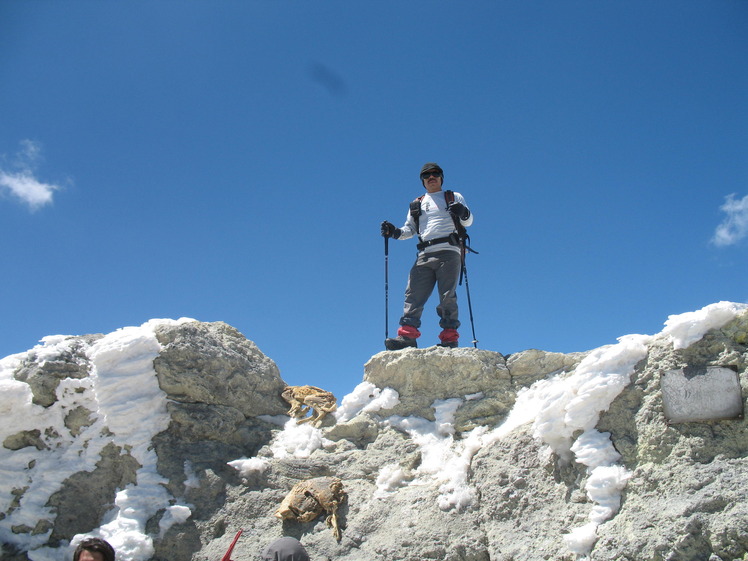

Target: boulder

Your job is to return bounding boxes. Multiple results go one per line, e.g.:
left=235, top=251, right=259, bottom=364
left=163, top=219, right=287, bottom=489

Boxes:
left=2, top=309, right=748, bottom=561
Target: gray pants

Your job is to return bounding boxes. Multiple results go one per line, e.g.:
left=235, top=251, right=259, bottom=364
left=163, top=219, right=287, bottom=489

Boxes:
left=400, top=250, right=462, bottom=330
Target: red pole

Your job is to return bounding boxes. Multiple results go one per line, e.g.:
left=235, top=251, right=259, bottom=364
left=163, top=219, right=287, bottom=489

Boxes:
left=221, top=530, right=243, bottom=561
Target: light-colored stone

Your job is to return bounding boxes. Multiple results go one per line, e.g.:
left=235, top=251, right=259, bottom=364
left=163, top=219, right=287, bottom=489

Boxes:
left=661, top=366, right=743, bottom=423
left=153, top=321, right=288, bottom=417
left=364, top=347, right=512, bottom=430
left=3, top=311, right=748, bottom=561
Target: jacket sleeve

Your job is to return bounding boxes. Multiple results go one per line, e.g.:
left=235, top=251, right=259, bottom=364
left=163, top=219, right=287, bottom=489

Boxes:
left=398, top=209, right=417, bottom=240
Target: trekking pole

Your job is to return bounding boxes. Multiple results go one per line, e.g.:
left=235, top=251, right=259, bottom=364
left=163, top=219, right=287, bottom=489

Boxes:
left=461, top=260, right=478, bottom=348
left=384, top=235, right=389, bottom=341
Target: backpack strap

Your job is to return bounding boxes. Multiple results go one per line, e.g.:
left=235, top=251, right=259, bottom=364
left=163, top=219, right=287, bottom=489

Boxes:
left=444, top=190, right=460, bottom=232
left=411, top=191, right=455, bottom=235
left=409, top=195, right=424, bottom=235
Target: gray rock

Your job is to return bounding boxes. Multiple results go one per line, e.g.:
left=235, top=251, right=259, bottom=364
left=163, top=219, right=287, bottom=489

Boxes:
left=48, top=442, right=140, bottom=545
left=589, top=321, right=748, bottom=561
left=12, top=335, right=100, bottom=407
left=364, top=347, right=511, bottom=430
left=505, top=348, right=587, bottom=381
left=325, top=414, right=381, bottom=447
left=3, top=311, right=748, bottom=561
left=153, top=321, right=288, bottom=417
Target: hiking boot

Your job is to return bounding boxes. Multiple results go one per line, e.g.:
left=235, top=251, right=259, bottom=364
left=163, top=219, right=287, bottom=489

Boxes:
left=385, top=336, right=418, bottom=350
left=438, top=328, right=459, bottom=348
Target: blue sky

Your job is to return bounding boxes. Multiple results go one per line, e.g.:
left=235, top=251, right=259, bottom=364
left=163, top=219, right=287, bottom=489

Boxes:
left=1, top=1, right=746, bottom=402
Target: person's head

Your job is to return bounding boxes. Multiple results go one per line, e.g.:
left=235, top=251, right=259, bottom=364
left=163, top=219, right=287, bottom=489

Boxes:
left=261, top=537, right=310, bottom=561
left=72, top=537, right=115, bottom=561
left=420, top=162, right=444, bottom=193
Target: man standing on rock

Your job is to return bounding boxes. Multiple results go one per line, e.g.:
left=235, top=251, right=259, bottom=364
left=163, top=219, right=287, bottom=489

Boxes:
left=381, top=162, right=473, bottom=350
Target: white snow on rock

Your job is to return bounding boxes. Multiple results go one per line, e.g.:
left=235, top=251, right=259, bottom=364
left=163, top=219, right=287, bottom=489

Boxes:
left=2, top=302, right=746, bottom=559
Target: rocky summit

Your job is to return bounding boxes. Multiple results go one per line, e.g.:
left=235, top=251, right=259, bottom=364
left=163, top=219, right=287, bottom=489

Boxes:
left=1, top=304, right=748, bottom=561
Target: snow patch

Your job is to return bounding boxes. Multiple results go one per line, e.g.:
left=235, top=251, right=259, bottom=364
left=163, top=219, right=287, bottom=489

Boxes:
left=663, top=301, right=747, bottom=349
left=374, top=464, right=410, bottom=497
left=268, top=418, right=333, bottom=459
left=335, top=381, right=400, bottom=423
left=385, top=398, right=486, bottom=511
left=228, top=457, right=271, bottom=477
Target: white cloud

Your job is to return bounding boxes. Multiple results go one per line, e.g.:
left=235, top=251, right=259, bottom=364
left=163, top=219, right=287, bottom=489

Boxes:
left=0, top=140, right=61, bottom=211
left=712, top=193, right=748, bottom=247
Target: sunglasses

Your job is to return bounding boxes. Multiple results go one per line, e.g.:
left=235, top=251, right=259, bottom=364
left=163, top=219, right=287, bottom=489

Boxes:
left=420, top=171, right=443, bottom=180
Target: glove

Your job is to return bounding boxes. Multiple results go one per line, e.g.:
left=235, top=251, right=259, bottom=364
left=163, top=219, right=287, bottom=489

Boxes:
left=381, top=221, right=401, bottom=239
left=448, top=202, right=470, bottom=221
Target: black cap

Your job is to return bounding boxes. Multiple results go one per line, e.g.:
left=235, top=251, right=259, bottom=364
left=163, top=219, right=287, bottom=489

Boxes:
left=420, top=162, right=443, bottom=176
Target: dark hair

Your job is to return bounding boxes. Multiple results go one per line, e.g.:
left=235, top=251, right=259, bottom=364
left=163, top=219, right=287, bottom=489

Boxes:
left=73, top=537, right=115, bottom=561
